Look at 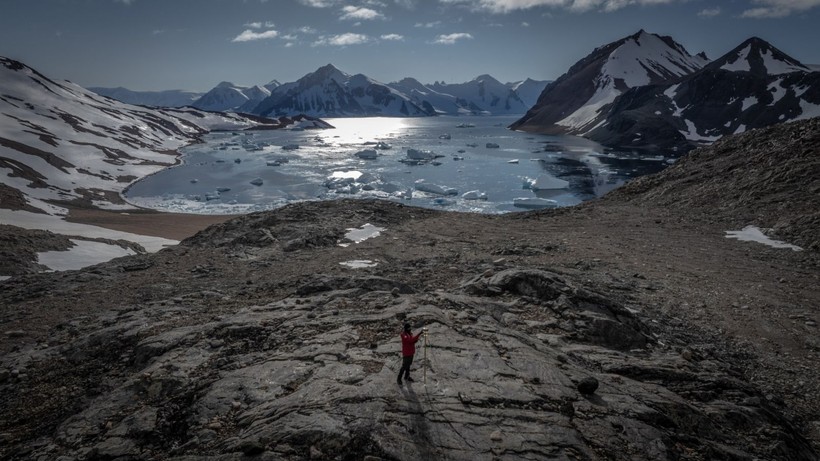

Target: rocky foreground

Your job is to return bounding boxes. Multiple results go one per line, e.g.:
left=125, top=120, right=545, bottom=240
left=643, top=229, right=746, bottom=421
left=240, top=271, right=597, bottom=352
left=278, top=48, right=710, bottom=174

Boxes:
left=1, top=119, right=819, bottom=460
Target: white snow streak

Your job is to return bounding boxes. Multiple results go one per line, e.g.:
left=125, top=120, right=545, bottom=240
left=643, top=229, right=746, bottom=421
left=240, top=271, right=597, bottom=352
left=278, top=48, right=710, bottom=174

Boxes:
left=725, top=226, right=802, bottom=251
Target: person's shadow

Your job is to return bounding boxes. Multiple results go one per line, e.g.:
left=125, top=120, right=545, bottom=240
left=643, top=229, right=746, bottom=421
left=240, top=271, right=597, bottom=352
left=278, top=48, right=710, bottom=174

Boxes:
left=397, top=382, right=437, bottom=458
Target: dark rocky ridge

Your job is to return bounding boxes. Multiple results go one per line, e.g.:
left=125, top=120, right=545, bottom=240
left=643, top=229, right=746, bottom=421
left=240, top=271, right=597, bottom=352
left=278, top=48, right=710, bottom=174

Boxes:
left=1, top=120, right=819, bottom=459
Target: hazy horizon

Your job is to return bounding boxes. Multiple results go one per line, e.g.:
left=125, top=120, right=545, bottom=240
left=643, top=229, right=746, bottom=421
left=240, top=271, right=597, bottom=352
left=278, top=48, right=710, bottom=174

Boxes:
left=2, top=0, right=820, bottom=92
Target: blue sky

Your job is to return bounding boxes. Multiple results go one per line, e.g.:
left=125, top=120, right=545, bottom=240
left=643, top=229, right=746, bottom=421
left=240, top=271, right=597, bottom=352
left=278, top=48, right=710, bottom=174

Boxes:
left=2, top=0, right=819, bottom=91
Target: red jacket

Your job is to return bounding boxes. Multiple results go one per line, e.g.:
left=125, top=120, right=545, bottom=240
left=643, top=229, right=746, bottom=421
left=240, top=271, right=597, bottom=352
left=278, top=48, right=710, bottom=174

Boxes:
left=401, top=331, right=422, bottom=357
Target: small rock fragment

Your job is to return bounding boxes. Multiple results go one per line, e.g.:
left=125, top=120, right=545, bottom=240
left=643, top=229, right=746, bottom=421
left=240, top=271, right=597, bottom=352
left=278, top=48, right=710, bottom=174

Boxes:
left=577, top=377, right=599, bottom=395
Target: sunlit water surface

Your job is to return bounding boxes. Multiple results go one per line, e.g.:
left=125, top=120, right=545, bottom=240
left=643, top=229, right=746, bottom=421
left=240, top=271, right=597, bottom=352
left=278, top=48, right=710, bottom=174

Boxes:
left=126, top=116, right=673, bottom=214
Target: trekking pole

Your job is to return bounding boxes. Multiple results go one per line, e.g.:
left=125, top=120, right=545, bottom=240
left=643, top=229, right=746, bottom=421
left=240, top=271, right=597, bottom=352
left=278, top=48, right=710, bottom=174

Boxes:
left=422, top=327, right=428, bottom=384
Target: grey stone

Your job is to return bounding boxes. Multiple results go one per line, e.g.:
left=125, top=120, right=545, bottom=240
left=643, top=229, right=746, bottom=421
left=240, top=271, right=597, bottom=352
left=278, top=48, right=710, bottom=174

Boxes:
left=577, top=377, right=599, bottom=395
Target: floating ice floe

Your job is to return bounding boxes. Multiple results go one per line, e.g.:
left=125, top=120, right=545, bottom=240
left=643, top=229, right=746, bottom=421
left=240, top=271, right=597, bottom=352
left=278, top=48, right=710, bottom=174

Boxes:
left=531, top=174, right=569, bottom=190
left=250, top=178, right=264, bottom=186
left=355, top=149, right=378, bottom=160
left=508, top=159, right=519, bottom=164
left=439, top=133, right=451, bottom=140
left=216, top=187, right=231, bottom=192
left=462, top=190, right=488, bottom=201
left=406, top=148, right=437, bottom=160
left=415, top=180, right=458, bottom=196
left=456, top=122, right=475, bottom=128
left=282, top=144, right=300, bottom=150
left=486, top=142, right=500, bottom=148
left=725, top=226, right=802, bottom=251
left=433, top=198, right=456, bottom=206
left=513, top=197, right=559, bottom=209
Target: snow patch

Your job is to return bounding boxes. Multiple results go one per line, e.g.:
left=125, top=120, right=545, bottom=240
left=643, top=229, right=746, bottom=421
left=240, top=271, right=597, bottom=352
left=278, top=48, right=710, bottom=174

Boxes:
left=343, top=223, right=385, bottom=244
left=741, top=97, right=757, bottom=111
left=725, top=226, right=802, bottom=251
left=339, top=260, right=378, bottom=269
left=796, top=99, right=820, bottom=120
left=38, top=239, right=136, bottom=271
left=768, top=79, right=787, bottom=105
left=761, top=48, right=807, bottom=75
left=721, top=46, right=752, bottom=72
left=0, top=209, right=177, bottom=252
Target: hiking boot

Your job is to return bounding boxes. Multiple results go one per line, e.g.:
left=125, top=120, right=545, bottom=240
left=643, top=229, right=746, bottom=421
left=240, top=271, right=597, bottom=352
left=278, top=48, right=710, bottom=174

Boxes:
left=405, top=376, right=414, bottom=382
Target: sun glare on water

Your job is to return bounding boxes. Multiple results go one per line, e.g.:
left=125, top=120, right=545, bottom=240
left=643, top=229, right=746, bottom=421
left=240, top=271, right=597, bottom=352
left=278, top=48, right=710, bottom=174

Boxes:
left=320, top=117, right=408, bottom=144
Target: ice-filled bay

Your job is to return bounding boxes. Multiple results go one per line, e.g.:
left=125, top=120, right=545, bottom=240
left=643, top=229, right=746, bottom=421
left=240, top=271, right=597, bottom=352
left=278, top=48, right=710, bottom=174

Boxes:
left=125, top=116, right=671, bottom=214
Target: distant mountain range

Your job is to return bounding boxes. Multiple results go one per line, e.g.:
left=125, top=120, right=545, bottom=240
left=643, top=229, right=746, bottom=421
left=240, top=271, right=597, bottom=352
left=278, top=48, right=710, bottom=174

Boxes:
left=0, top=57, right=322, bottom=216
left=512, top=30, right=820, bottom=151
left=91, top=68, right=550, bottom=117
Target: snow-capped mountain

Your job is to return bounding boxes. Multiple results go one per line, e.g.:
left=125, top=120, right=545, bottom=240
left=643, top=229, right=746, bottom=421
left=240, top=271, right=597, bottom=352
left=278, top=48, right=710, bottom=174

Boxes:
left=508, top=78, right=551, bottom=109
left=585, top=37, right=820, bottom=151
left=710, top=37, right=810, bottom=77
left=89, top=87, right=203, bottom=107
left=386, top=78, right=464, bottom=115
left=386, top=76, right=547, bottom=115
left=192, top=82, right=271, bottom=112
left=0, top=57, right=290, bottom=215
left=251, top=64, right=434, bottom=117
left=511, top=30, right=709, bottom=134
left=428, top=75, right=531, bottom=115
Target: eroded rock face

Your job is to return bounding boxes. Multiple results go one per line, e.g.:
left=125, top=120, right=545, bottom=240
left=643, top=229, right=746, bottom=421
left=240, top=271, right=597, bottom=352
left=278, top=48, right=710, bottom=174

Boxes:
left=1, top=268, right=815, bottom=460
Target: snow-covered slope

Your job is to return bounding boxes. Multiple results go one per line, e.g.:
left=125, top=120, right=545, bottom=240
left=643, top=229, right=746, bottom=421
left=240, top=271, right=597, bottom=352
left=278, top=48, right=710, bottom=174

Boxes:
left=512, top=30, right=708, bottom=134
left=89, top=87, right=203, bottom=107
left=386, top=78, right=463, bottom=115
left=0, top=57, right=286, bottom=215
left=192, top=82, right=271, bottom=112
left=508, top=78, right=551, bottom=109
left=251, top=64, right=434, bottom=117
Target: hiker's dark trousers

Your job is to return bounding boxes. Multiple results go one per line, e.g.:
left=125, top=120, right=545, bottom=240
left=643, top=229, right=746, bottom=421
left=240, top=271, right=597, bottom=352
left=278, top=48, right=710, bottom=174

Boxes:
left=398, top=355, right=414, bottom=380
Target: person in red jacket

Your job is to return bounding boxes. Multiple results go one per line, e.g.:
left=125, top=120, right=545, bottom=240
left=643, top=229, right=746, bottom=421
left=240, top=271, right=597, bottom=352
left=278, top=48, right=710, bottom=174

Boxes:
left=398, top=322, right=423, bottom=385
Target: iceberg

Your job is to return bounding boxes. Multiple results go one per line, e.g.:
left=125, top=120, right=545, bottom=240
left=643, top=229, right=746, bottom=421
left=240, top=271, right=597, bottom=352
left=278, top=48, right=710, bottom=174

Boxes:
left=415, top=180, right=458, bottom=196
left=250, top=178, right=264, bottom=186
left=406, top=148, right=437, bottom=160
left=531, top=174, right=569, bottom=190
left=374, top=141, right=392, bottom=150
left=486, top=142, right=500, bottom=148
left=282, top=144, right=300, bottom=150
left=513, top=197, right=558, bottom=209
left=462, top=190, right=488, bottom=201
left=355, top=149, right=378, bottom=160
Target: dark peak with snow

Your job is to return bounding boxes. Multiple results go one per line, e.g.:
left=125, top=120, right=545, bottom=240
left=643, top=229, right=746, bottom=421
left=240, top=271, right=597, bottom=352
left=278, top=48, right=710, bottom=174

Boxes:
left=216, top=81, right=239, bottom=89
left=708, top=37, right=809, bottom=76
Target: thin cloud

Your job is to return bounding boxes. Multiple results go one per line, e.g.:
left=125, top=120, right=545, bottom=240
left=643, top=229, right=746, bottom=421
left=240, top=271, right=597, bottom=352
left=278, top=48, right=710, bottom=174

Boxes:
left=381, top=33, right=405, bottom=40
left=433, top=32, right=473, bottom=44
left=232, top=29, right=279, bottom=42
left=245, top=21, right=276, bottom=29
left=299, top=0, right=339, bottom=6
left=438, top=0, right=680, bottom=13
left=114, top=0, right=135, bottom=4
left=697, top=7, right=721, bottom=17
left=298, top=26, right=319, bottom=34
left=415, top=20, right=442, bottom=27
left=340, top=6, right=385, bottom=20
left=314, top=32, right=370, bottom=46
left=521, top=21, right=530, bottom=26
left=740, top=0, right=820, bottom=18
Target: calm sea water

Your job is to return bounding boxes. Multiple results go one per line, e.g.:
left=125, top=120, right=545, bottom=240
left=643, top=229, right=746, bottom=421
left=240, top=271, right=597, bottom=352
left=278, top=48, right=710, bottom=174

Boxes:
left=125, top=116, right=672, bottom=214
